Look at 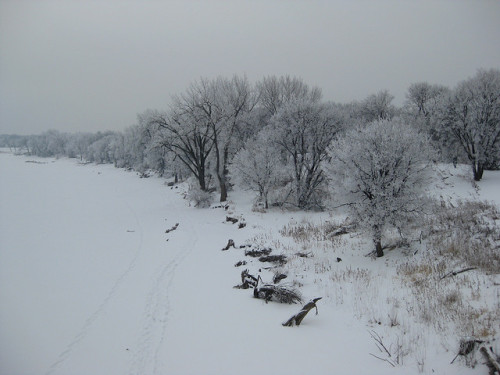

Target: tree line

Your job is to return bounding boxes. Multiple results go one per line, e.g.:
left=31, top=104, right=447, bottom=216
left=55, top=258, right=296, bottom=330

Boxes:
left=2, top=70, right=499, bottom=256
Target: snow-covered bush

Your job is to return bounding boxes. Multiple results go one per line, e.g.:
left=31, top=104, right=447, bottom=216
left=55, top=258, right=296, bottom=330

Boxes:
left=186, top=178, right=213, bottom=208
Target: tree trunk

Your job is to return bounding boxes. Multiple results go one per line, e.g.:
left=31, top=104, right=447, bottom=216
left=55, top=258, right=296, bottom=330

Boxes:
left=373, top=225, right=384, bottom=257
left=375, top=240, right=384, bottom=257
left=198, top=171, right=206, bottom=191
left=219, top=175, right=228, bottom=202
left=480, top=346, right=500, bottom=375
left=473, top=162, right=484, bottom=181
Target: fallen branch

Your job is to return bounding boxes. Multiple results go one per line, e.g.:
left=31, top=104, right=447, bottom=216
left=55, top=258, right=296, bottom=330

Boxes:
left=245, top=248, right=272, bottom=257
left=165, top=223, right=179, bottom=233
left=440, top=267, right=477, bottom=280
left=368, top=330, right=396, bottom=367
left=282, top=297, right=322, bottom=326
left=234, top=269, right=258, bottom=289
left=480, top=346, right=500, bottom=375
left=325, top=222, right=357, bottom=238
left=226, top=216, right=239, bottom=224
left=273, top=273, right=287, bottom=284
left=369, top=353, right=395, bottom=367
left=369, top=330, right=392, bottom=358
left=222, top=239, right=236, bottom=251
left=450, top=338, right=484, bottom=364
left=259, top=254, right=287, bottom=265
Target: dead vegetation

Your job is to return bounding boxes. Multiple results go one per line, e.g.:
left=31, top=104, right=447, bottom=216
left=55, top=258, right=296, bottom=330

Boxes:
left=280, top=218, right=355, bottom=244
left=253, top=279, right=302, bottom=304
left=425, top=200, right=500, bottom=273
left=244, top=248, right=272, bottom=257
left=225, top=198, right=500, bottom=371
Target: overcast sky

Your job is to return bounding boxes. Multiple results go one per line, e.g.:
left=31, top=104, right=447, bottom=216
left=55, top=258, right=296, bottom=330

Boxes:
left=1, top=0, right=499, bottom=135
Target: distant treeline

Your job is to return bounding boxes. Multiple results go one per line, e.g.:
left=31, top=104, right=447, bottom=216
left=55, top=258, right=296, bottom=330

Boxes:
left=2, top=70, right=499, bottom=209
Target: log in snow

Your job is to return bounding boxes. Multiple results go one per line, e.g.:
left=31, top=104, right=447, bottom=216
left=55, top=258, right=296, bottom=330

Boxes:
left=282, top=297, right=322, bottom=327
left=440, top=267, right=476, bottom=280
left=480, top=346, right=500, bottom=375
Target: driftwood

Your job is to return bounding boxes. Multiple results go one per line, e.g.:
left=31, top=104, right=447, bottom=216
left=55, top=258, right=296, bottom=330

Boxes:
left=226, top=216, right=239, bottom=224
left=234, top=269, right=258, bottom=289
left=480, top=346, right=500, bottom=375
left=211, top=203, right=229, bottom=210
left=450, top=338, right=484, bottom=364
left=234, top=260, right=247, bottom=267
left=222, top=239, right=236, bottom=251
left=259, top=254, right=287, bottom=265
left=282, top=297, right=322, bottom=326
left=440, top=267, right=477, bottom=280
left=165, top=223, right=179, bottom=233
left=254, top=277, right=302, bottom=304
left=245, top=248, right=272, bottom=257
left=326, top=223, right=356, bottom=238
left=273, top=273, right=287, bottom=284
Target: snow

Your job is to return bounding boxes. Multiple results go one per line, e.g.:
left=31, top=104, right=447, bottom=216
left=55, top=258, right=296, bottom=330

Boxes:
left=0, top=151, right=498, bottom=375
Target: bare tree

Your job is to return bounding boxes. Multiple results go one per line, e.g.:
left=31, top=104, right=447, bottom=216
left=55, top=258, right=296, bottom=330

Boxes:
left=147, top=107, right=214, bottom=191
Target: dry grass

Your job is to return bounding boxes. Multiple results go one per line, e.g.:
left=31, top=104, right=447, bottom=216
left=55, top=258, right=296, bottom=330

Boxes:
left=245, top=205, right=500, bottom=371
left=425, top=200, right=500, bottom=273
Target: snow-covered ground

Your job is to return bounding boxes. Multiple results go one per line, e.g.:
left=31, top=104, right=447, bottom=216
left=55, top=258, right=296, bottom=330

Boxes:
left=0, top=151, right=498, bottom=375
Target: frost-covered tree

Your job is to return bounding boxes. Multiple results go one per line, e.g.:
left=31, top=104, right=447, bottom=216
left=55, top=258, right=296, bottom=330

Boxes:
left=403, top=82, right=452, bottom=161
left=326, top=118, right=433, bottom=257
left=197, top=75, right=256, bottom=202
left=28, top=130, right=68, bottom=157
left=436, top=69, right=500, bottom=180
left=86, top=132, right=118, bottom=164
left=64, top=132, right=95, bottom=161
left=256, top=75, right=322, bottom=119
left=230, top=133, right=287, bottom=209
left=268, top=99, right=345, bottom=209
left=358, top=90, right=397, bottom=123
left=405, top=82, right=449, bottom=119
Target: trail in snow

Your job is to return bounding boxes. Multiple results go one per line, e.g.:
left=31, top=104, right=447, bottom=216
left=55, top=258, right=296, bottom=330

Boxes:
left=45, top=200, right=144, bottom=375
left=129, top=222, right=198, bottom=375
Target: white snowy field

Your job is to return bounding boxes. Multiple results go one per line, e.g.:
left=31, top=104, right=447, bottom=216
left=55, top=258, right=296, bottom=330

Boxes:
left=0, top=150, right=498, bottom=375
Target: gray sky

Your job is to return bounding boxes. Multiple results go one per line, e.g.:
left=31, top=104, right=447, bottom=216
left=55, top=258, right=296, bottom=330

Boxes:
left=1, top=0, right=499, bottom=135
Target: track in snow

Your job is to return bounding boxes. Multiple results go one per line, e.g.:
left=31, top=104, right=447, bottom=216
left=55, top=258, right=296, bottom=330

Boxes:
left=129, top=223, right=198, bottom=375
left=45, top=201, right=144, bottom=375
